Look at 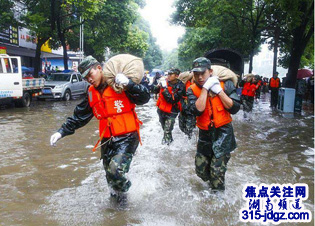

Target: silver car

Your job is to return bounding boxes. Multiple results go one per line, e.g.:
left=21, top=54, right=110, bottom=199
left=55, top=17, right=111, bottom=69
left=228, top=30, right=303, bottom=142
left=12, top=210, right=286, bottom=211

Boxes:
left=40, top=72, right=89, bottom=100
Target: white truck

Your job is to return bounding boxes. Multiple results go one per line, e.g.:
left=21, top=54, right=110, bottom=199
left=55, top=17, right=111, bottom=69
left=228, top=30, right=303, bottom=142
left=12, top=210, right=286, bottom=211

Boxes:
left=0, top=54, right=45, bottom=107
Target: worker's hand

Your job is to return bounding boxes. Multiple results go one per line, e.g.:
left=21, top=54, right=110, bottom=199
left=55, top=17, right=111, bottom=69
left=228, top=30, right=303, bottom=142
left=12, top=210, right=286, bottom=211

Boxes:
left=159, top=77, right=167, bottom=88
left=203, top=76, right=219, bottom=90
left=115, top=73, right=129, bottom=86
left=50, top=132, right=62, bottom=146
left=210, top=83, right=223, bottom=94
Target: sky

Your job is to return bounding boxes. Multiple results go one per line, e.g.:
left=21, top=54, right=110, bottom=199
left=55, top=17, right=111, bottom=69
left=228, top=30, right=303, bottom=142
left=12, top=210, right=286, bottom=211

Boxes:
left=139, top=0, right=185, bottom=51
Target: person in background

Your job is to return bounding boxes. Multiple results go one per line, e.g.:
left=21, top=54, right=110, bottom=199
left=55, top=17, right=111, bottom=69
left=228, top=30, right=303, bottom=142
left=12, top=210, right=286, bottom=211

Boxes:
left=155, top=68, right=185, bottom=145
left=49, top=56, right=150, bottom=201
left=240, top=75, right=259, bottom=119
left=187, top=57, right=240, bottom=192
left=152, top=72, right=162, bottom=100
left=269, top=72, right=281, bottom=109
left=262, top=77, right=269, bottom=94
left=140, top=72, right=150, bottom=90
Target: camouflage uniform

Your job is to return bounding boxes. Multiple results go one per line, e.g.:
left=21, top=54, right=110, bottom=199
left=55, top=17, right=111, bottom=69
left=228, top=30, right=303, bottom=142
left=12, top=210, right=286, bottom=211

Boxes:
left=157, top=109, right=176, bottom=144
left=179, top=99, right=196, bottom=139
left=57, top=56, right=150, bottom=195
left=187, top=80, right=240, bottom=191
left=101, top=132, right=138, bottom=192
left=155, top=78, right=185, bottom=145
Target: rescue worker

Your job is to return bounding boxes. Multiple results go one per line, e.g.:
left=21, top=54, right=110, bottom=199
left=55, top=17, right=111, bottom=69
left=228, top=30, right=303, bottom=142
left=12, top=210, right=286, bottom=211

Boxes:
left=152, top=72, right=162, bottom=99
left=240, top=75, right=259, bottom=119
left=179, top=74, right=196, bottom=139
left=49, top=56, right=150, bottom=199
left=187, top=57, right=240, bottom=191
left=155, top=68, right=185, bottom=145
left=269, top=72, right=281, bottom=109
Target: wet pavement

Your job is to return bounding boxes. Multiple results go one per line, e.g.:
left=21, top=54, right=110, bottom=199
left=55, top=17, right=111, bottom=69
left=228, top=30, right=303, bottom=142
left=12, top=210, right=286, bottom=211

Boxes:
left=0, top=94, right=314, bottom=226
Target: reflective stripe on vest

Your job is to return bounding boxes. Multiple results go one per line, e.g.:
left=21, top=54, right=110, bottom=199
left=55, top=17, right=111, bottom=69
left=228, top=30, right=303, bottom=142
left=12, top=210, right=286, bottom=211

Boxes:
left=270, top=77, right=280, bottom=88
left=88, top=85, right=139, bottom=138
left=190, top=82, right=232, bottom=129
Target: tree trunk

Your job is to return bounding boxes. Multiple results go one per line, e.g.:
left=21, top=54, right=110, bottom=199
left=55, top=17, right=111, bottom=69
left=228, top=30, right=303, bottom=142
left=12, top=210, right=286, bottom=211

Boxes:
left=61, top=33, right=68, bottom=70
left=34, top=37, right=49, bottom=78
left=248, top=53, right=253, bottom=73
left=285, top=33, right=308, bottom=88
left=272, top=27, right=279, bottom=76
left=57, top=14, right=68, bottom=70
left=286, top=1, right=314, bottom=88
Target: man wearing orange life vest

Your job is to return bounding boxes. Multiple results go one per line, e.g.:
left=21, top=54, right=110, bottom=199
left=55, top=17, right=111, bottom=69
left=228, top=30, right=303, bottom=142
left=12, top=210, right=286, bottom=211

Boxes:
left=240, top=75, right=259, bottom=119
left=50, top=56, right=150, bottom=199
left=269, top=71, right=281, bottom=109
left=187, top=57, right=240, bottom=191
left=155, top=68, right=185, bottom=145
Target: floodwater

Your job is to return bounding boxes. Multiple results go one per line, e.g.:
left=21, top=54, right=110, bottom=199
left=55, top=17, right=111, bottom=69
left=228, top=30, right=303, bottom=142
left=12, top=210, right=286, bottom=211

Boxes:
left=0, top=94, right=314, bottom=226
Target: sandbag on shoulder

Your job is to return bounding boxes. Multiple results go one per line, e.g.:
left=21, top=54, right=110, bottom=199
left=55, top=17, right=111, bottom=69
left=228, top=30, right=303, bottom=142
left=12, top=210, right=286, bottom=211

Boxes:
left=103, top=54, right=144, bottom=93
left=211, top=65, right=238, bottom=87
left=243, top=73, right=255, bottom=82
left=178, top=71, right=194, bottom=84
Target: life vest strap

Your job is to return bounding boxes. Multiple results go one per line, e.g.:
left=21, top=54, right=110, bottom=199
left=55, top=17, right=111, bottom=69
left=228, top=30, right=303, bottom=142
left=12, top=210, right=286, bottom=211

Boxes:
left=133, top=110, right=143, bottom=145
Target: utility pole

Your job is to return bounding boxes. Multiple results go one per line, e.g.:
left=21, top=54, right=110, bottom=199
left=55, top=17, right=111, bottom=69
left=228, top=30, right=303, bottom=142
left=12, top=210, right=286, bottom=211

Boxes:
left=79, top=17, right=84, bottom=62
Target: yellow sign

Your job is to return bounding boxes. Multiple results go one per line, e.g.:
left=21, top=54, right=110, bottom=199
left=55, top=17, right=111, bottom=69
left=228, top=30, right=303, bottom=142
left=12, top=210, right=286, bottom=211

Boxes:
left=41, top=40, right=52, bottom=53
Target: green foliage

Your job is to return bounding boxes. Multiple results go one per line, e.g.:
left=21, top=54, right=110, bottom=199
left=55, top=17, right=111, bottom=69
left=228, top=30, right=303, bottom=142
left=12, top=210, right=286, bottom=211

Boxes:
left=134, top=18, right=163, bottom=70
left=81, top=0, right=138, bottom=61
left=0, top=0, right=17, bottom=30
left=300, top=36, right=314, bottom=69
left=177, top=27, right=221, bottom=70
left=119, top=26, right=149, bottom=58
left=161, top=49, right=180, bottom=71
left=22, top=0, right=52, bottom=38
left=172, top=0, right=267, bottom=71
left=269, top=0, right=314, bottom=68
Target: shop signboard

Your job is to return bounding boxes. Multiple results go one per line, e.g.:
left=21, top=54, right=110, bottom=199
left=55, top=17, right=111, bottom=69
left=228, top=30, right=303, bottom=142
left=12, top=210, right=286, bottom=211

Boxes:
left=0, top=26, right=19, bottom=46
left=19, top=27, right=36, bottom=49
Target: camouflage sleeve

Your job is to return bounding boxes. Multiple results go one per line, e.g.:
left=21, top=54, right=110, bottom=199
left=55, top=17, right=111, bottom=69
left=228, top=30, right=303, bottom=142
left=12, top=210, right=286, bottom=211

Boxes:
left=152, top=84, right=160, bottom=94
left=224, top=80, right=241, bottom=115
left=162, top=81, right=185, bottom=104
left=125, top=80, right=150, bottom=105
left=187, top=87, right=203, bottom=116
left=58, top=95, right=94, bottom=137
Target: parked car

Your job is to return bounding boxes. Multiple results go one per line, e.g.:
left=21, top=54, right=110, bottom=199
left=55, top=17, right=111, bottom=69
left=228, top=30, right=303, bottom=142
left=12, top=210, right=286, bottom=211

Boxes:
left=39, top=71, right=89, bottom=100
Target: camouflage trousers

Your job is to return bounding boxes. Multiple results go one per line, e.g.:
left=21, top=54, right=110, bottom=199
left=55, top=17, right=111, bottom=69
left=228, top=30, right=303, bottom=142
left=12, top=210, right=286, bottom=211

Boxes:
left=101, top=132, right=139, bottom=192
left=161, top=117, right=176, bottom=145
left=179, top=111, right=196, bottom=139
left=158, top=109, right=176, bottom=145
left=195, top=152, right=231, bottom=190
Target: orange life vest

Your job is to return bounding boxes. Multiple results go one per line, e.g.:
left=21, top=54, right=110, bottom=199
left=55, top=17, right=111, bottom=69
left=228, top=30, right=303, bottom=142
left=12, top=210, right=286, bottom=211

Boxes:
left=182, top=80, right=192, bottom=101
left=185, top=80, right=192, bottom=92
left=242, top=82, right=256, bottom=97
left=190, top=82, right=232, bottom=129
left=156, top=82, right=182, bottom=113
left=270, top=77, right=280, bottom=88
left=88, top=85, right=141, bottom=138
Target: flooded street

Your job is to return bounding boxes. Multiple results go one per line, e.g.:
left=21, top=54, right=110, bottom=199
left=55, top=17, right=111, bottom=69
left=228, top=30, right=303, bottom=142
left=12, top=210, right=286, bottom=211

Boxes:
left=0, top=94, right=314, bottom=226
